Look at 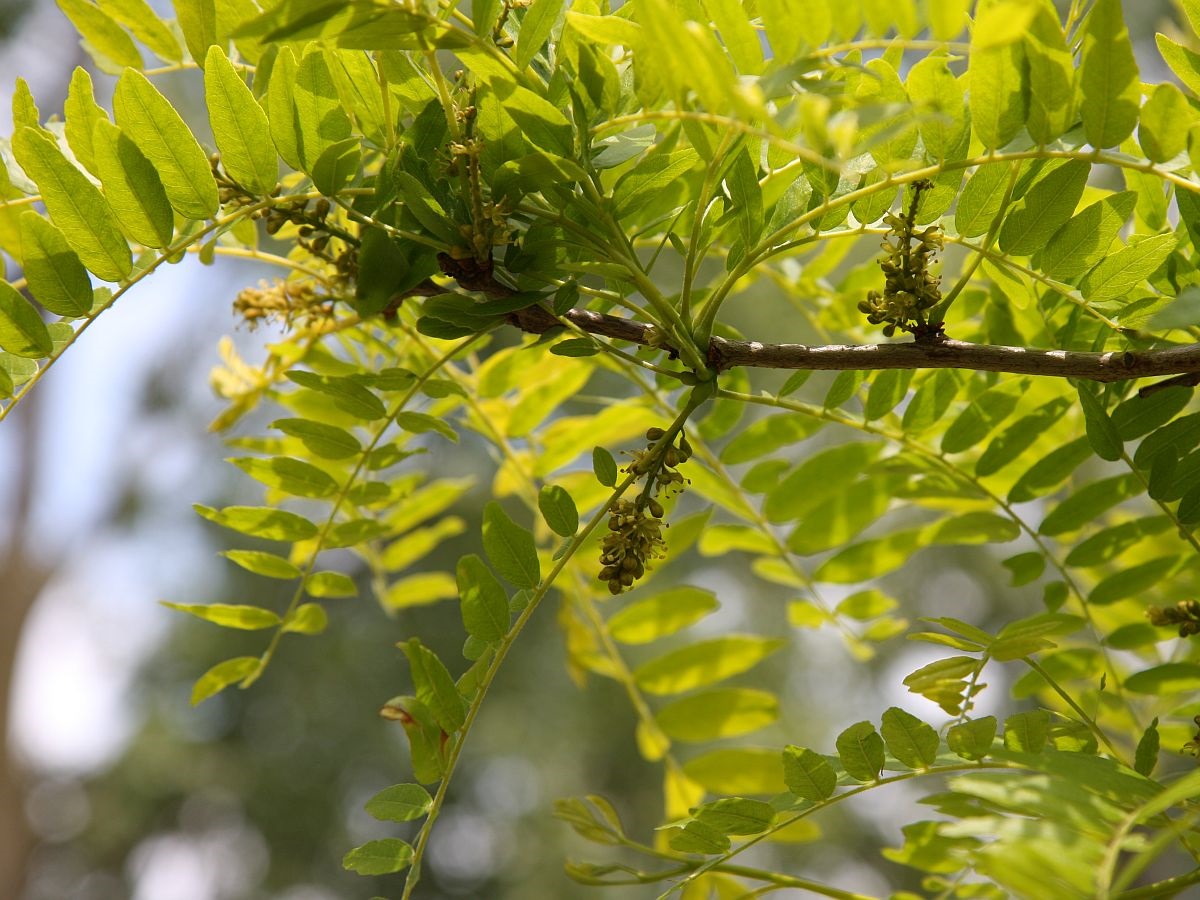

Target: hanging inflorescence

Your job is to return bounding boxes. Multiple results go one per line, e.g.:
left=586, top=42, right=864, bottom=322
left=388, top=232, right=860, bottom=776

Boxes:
left=858, top=179, right=945, bottom=338
left=598, top=427, right=692, bottom=595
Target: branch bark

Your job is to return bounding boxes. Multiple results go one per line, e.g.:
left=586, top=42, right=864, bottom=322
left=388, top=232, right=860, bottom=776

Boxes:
left=427, top=260, right=1200, bottom=386
left=503, top=303, right=1200, bottom=385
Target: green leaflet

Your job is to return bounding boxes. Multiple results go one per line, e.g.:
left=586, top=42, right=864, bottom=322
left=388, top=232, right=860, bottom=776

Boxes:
left=720, top=413, right=824, bottom=464
left=880, top=707, right=939, bottom=769
left=1009, top=436, right=1091, bottom=502
left=515, top=0, right=565, bottom=70
left=205, top=46, right=279, bottom=196
left=0, top=280, right=54, bottom=358
left=1036, top=190, right=1134, bottom=281
left=305, top=571, right=357, bottom=598
left=11, top=128, right=131, bottom=282
left=283, top=603, right=327, bottom=636
left=1155, top=34, right=1200, bottom=96
left=613, top=148, right=700, bottom=218
left=161, top=601, right=281, bottom=630
left=92, top=118, right=176, bottom=249
left=229, top=456, right=339, bottom=498
left=1139, top=82, right=1191, bottom=164
left=285, top=370, right=387, bottom=419
left=272, top=417, right=361, bottom=459
left=785, top=476, right=893, bottom=556
left=221, top=549, right=302, bottom=580
left=941, top=380, right=1025, bottom=454
left=1079, top=0, right=1139, bottom=149
left=725, top=146, right=764, bottom=250
left=1077, top=386, right=1123, bottom=462
left=633, top=635, right=785, bottom=695
left=293, top=48, right=353, bottom=171
left=190, top=655, right=260, bottom=705
left=400, top=638, right=467, bottom=733
left=856, top=58, right=917, bottom=167
left=113, top=69, right=220, bottom=220
left=481, top=501, right=540, bottom=589
left=267, top=46, right=303, bottom=170
left=193, top=503, right=319, bottom=541
left=693, top=797, right=774, bottom=838
left=537, top=484, right=578, bottom=537
left=905, top=55, right=967, bottom=161
left=764, top=441, right=882, bottom=523
left=865, top=369, right=912, bottom=421
left=975, top=397, right=1071, bottom=477
left=12, top=78, right=41, bottom=135
left=767, top=0, right=829, bottom=55
left=998, top=160, right=1089, bottom=257
left=955, top=163, right=1012, bottom=238
left=342, top=838, right=413, bottom=876
left=56, top=0, right=143, bottom=69
left=608, top=586, right=718, bottom=645
left=1022, top=4, right=1074, bottom=145
left=19, top=212, right=93, bottom=317
left=1038, top=474, right=1142, bottom=536
left=682, top=747, right=787, bottom=795
left=63, top=67, right=108, bottom=178
left=1064, top=517, right=1172, bottom=568
left=782, top=745, right=837, bottom=800
left=656, top=688, right=778, bottom=742
left=456, top=554, right=510, bottom=644
left=1078, top=233, right=1177, bottom=302
left=967, top=1, right=1028, bottom=149
left=364, top=783, right=432, bottom=823
left=1002, top=710, right=1049, bottom=752
left=836, top=720, right=885, bottom=782
left=175, top=0, right=217, bottom=66
left=97, top=0, right=184, bottom=62
left=948, top=716, right=997, bottom=761
left=902, top=369, right=961, bottom=432
left=1090, top=556, right=1178, bottom=606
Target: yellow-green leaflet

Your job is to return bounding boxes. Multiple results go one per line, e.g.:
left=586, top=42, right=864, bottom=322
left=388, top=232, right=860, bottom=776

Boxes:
left=205, top=46, right=279, bottom=196
left=63, top=67, right=109, bottom=178
left=55, top=0, right=143, bottom=69
left=0, top=280, right=53, bottom=358
left=175, top=0, right=218, bottom=67
left=92, top=119, right=175, bottom=249
left=113, top=68, right=219, bottom=220
left=1079, top=0, right=1139, bottom=149
left=11, top=78, right=42, bottom=133
left=97, top=0, right=184, bottom=63
left=293, top=48, right=352, bottom=171
left=11, top=127, right=132, bottom=282
left=266, top=46, right=302, bottom=171
left=968, top=6, right=1028, bottom=149
left=18, top=212, right=93, bottom=317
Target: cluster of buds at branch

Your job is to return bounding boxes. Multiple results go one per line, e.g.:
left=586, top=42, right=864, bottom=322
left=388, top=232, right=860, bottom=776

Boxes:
left=858, top=179, right=944, bottom=338
left=598, top=427, right=692, bottom=595
left=233, top=279, right=333, bottom=331
left=1147, top=600, right=1200, bottom=637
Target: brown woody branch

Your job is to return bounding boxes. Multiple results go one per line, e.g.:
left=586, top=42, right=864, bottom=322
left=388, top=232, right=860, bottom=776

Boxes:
left=430, top=257, right=1200, bottom=391
left=503, top=302, right=1200, bottom=388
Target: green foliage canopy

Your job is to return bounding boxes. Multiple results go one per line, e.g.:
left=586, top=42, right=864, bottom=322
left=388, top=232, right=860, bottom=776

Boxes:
left=5, top=0, right=1200, bottom=896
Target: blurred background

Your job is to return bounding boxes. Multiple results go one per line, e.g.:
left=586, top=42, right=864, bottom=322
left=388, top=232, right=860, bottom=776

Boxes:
left=0, top=1, right=1191, bottom=898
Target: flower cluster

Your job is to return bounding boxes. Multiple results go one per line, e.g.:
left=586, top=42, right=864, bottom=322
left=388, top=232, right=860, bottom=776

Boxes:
left=1147, top=600, right=1200, bottom=637
left=233, top=279, right=333, bottom=331
left=858, top=179, right=944, bottom=338
left=598, top=427, right=691, bottom=595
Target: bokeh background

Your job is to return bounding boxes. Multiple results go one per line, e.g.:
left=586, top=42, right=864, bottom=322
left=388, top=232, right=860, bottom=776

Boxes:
left=0, top=2, right=1191, bottom=898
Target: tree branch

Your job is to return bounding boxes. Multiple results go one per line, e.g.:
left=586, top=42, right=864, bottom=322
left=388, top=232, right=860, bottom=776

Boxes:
left=429, top=259, right=1200, bottom=385
left=502, top=303, right=1200, bottom=384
